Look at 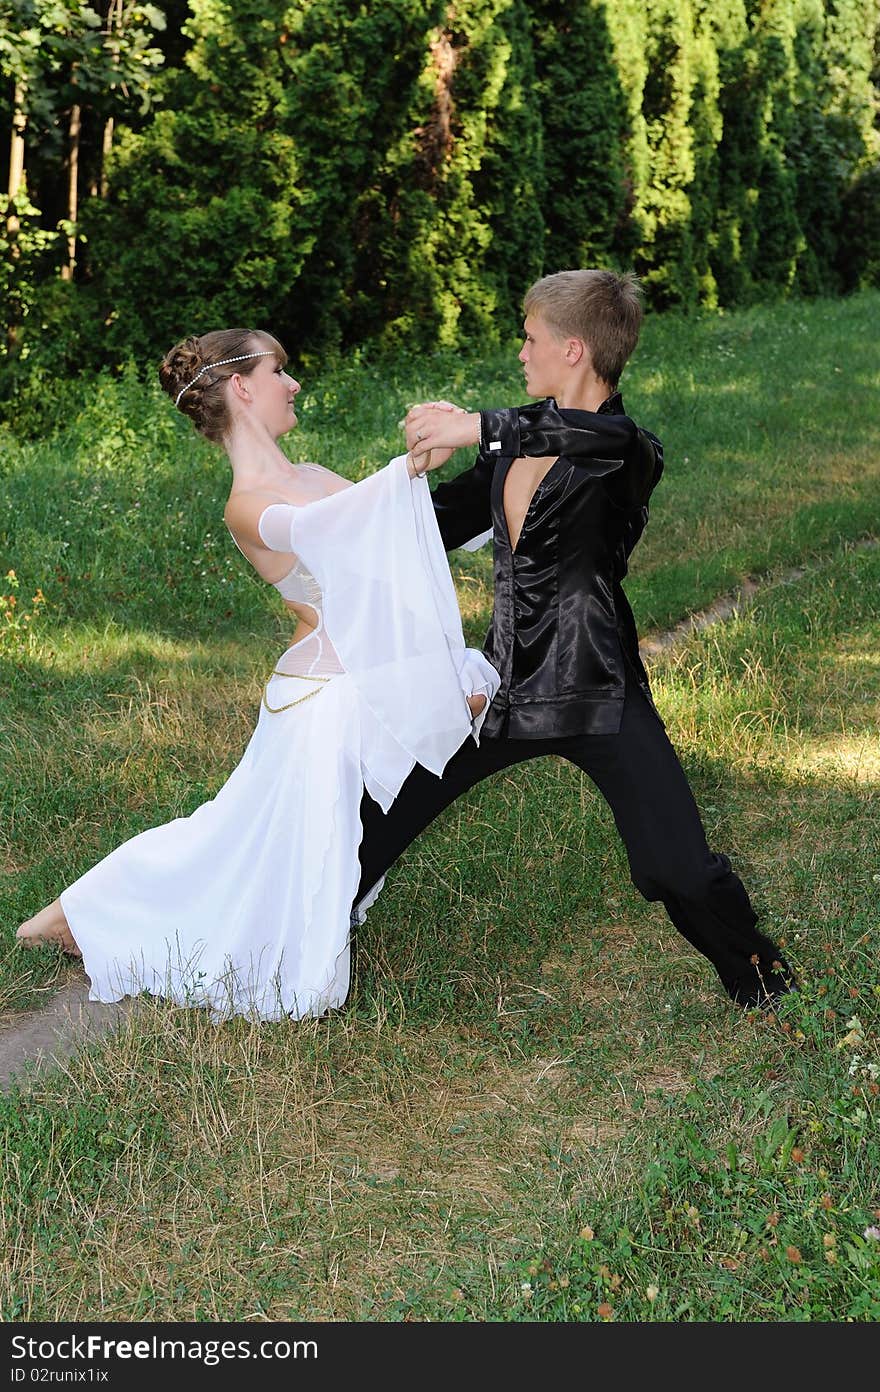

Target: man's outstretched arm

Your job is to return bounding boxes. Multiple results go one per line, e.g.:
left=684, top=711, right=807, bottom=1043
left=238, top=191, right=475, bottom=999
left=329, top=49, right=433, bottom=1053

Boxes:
left=407, top=400, right=661, bottom=511
left=480, top=399, right=636, bottom=462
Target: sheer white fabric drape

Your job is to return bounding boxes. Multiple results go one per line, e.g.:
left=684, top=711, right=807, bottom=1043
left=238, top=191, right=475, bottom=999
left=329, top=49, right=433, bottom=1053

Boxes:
left=260, top=454, right=499, bottom=810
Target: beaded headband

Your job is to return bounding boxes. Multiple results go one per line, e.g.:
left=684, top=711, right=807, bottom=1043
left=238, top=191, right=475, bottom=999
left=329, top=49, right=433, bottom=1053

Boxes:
left=174, top=352, right=276, bottom=407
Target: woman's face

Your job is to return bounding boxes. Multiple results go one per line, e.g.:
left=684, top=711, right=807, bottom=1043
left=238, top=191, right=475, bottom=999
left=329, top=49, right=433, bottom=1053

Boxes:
left=241, top=350, right=301, bottom=438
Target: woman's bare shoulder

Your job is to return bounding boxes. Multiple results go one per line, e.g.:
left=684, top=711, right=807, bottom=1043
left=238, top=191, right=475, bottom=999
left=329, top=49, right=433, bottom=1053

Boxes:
left=223, top=487, right=288, bottom=529
left=224, top=465, right=353, bottom=531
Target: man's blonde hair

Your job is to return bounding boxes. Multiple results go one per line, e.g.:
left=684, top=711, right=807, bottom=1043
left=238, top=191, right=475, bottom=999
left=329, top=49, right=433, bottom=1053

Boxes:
left=523, top=269, right=643, bottom=387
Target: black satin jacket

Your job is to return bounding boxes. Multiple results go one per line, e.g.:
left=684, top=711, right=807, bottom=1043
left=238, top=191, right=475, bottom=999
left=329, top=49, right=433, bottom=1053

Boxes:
left=431, top=393, right=664, bottom=739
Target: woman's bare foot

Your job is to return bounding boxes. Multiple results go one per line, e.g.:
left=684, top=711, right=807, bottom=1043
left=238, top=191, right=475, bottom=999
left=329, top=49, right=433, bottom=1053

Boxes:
left=17, top=900, right=82, bottom=958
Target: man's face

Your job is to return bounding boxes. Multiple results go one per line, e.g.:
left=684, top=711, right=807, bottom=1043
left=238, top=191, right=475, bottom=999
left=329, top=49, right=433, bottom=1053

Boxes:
left=517, top=313, right=572, bottom=399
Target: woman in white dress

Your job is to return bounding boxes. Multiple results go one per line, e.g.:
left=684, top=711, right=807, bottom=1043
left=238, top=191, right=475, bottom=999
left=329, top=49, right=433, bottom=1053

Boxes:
left=17, top=328, right=499, bottom=1021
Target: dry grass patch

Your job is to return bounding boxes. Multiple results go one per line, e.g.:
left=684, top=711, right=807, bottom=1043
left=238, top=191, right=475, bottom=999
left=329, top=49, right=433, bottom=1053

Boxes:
left=0, top=950, right=67, bottom=1027
left=1, top=983, right=694, bottom=1320
left=787, top=735, right=880, bottom=785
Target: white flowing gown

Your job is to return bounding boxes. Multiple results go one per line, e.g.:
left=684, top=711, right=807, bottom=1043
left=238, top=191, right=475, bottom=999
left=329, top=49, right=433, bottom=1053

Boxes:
left=60, top=456, right=499, bottom=1021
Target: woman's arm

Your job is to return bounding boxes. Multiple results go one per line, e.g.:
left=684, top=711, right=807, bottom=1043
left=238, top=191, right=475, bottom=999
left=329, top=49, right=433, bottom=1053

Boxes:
left=225, top=444, right=448, bottom=557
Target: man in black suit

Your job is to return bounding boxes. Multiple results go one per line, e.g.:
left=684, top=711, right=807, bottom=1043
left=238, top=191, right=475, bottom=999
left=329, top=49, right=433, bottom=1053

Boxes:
left=355, top=269, right=791, bottom=1008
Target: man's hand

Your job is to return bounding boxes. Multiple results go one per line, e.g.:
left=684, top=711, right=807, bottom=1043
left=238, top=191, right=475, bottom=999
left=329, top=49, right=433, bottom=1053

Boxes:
left=405, top=403, right=481, bottom=465
left=401, top=402, right=458, bottom=475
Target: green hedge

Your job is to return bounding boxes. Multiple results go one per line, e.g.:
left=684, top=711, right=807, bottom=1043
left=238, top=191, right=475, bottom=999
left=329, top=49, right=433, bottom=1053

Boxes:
left=2, top=0, right=878, bottom=428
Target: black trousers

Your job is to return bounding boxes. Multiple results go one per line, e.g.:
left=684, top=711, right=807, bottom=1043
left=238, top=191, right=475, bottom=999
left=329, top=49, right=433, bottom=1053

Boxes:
left=354, top=680, right=791, bottom=1005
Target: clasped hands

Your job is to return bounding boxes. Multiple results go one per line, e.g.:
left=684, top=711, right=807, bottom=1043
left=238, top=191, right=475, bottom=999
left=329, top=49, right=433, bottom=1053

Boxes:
left=403, top=401, right=481, bottom=477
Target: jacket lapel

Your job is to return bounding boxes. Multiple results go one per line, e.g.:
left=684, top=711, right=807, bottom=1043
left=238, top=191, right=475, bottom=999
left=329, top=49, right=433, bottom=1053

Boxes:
left=491, top=456, right=516, bottom=551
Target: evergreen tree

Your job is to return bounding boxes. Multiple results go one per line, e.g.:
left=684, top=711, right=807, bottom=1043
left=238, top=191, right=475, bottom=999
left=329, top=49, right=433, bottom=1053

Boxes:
left=369, top=0, right=545, bottom=349
left=607, top=0, right=650, bottom=278
left=751, top=0, right=803, bottom=294
left=813, top=0, right=880, bottom=291
left=3, top=0, right=879, bottom=397
left=688, top=0, right=725, bottom=306
left=634, top=0, right=699, bottom=309
left=788, top=0, right=837, bottom=293
left=711, top=0, right=760, bottom=304
left=529, top=0, right=634, bottom=275
left=464, top=0, right=544, bottom=336
left=277, top=0, right=443, bottom=353
left=81, top=0, right=303, bottom=361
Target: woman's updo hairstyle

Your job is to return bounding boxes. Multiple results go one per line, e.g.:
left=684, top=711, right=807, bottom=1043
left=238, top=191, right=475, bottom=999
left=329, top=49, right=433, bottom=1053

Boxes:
left=159, top=328, right=287, bottom=444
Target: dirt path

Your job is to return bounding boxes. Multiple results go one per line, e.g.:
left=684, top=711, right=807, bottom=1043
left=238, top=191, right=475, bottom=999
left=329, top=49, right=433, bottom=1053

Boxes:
left=2, top=538, right=875, bottom=1091
left=0, top=978, right=138, bottom=1091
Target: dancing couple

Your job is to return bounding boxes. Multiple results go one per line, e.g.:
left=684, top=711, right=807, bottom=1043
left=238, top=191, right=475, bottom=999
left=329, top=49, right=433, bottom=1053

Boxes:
left=18, top=269, right=792, bottom=1017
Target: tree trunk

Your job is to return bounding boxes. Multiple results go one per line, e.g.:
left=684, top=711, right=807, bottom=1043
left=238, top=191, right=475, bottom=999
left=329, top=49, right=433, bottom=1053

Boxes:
left=6, top=82, right=27, bottom=248
left=98, top=0, right=122, bottom=197
left=89, top=118, right=114, bottom=197
left=61, top=102, right=81, bottom=281
left=100, top=115, right=114, bottom=197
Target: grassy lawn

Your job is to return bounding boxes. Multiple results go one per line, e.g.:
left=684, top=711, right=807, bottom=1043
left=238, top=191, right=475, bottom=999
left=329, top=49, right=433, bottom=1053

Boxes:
left=0, top=292, right=878, bottom=1320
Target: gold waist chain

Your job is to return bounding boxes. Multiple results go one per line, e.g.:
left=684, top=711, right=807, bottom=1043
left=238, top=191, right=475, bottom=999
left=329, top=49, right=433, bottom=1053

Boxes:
left=262, top=669, right=332, bottom=715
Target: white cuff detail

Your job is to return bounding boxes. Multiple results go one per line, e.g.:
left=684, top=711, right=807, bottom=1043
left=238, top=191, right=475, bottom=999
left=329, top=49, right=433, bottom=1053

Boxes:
left=457, top=648, right=500, bottom=746
left=257, top=502, right=297, bottom=552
